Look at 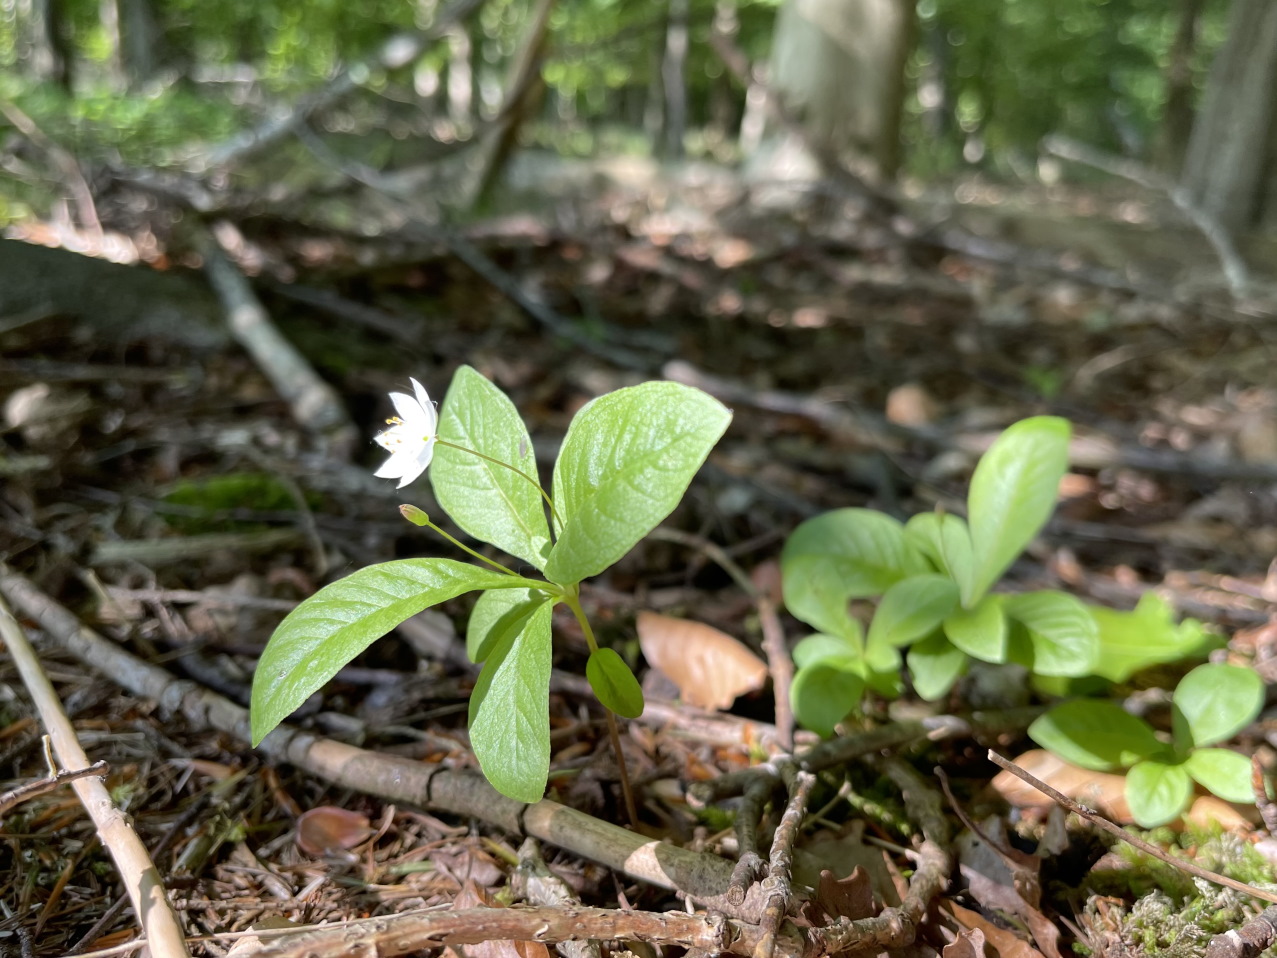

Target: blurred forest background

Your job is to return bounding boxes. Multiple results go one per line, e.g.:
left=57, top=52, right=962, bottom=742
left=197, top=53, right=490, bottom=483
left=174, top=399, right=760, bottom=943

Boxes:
left=2, top=0, right=1276, bottom=245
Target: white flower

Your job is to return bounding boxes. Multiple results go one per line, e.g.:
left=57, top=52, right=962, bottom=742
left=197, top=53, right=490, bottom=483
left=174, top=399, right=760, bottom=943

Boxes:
left=374, top=378, right=438, bottom=488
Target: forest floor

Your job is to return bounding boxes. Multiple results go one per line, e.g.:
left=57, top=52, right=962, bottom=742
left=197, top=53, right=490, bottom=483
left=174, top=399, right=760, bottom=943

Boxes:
left=2, top=156, right=1277, bottom=958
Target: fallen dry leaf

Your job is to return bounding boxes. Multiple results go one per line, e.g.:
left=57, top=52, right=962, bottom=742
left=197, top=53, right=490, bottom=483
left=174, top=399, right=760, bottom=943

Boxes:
left=942, top=927, right=987, bottom=958
left=295, top=806, right=375, bottom=857
left=636, top=611, right=767, bottom=710
left=990, top=750, right=1131, bottom=822
left=938, top=901, right=1048, bottom=958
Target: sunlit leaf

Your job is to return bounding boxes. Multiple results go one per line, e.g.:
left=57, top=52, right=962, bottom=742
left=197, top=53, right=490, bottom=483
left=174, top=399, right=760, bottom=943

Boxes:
left=1125, top=760, right=1193, bottom=828
left=1028, top=700, right=1165, bottom=772
left=544, top=382, right=730, bottom=584
left=1171, top=663, right=1264, bottom=750
left=586, top=647, right=644, bottom=718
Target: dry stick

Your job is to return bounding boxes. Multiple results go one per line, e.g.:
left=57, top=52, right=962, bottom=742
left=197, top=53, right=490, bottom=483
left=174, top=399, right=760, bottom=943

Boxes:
left=193, top=222, right=358, bottom=457
left=244, top=904, right=797, bottom=958
left=0, top=566, right=768, bottom=922
left=812, top=756, right=953, bottom=953
left=1043, top=134, right=1251, bottom=298
left=755, top=769, right=816, bottom=958
left=0, top=595, right=191, bottom=958
left=988, top=750, right=1277, bottom=906
left=729, top=775, right=780, bottom=906
left=0, top=759, right=109, bottom=817
left=1206, top=907, right=1277, bottom=958
left=1252, top=754, right=1277, bottom=837
left=0, top=98, right=102, bottom=235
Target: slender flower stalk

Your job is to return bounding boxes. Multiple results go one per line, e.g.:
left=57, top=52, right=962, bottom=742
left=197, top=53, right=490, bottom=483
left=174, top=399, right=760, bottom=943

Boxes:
left=398, top=505, right=519, bottom=577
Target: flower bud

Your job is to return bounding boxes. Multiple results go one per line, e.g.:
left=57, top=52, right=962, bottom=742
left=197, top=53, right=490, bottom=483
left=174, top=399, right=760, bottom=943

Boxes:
left=398, top=504, right=430, bottom=526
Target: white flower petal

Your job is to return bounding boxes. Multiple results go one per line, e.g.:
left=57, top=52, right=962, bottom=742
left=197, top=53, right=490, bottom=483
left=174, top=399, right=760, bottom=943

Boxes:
left=390, top=390, right=425, bottom=424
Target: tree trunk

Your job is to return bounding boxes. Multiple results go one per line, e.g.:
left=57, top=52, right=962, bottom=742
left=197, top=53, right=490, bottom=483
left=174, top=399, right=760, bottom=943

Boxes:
left=1180, top=0, right=1277, bottom=235
left=20, top=0, right=70, bottom=88
left=117, top=0, right=158, bottom=88
left=764, top=0, right=915, bottom=180
left=1156, top=0, right=1204, bottom=176
left=661, top=0, right=689, bottom=160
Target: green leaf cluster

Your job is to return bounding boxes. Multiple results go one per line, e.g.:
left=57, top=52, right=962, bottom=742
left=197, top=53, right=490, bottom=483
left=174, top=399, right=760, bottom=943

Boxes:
left=783, top=417, right=1102, bottom=734
left=1029, top=664, right=1263, bottom=826
left=252, top=366, right=730, bottom=803
left=781, top=415, right=1217, bottom=738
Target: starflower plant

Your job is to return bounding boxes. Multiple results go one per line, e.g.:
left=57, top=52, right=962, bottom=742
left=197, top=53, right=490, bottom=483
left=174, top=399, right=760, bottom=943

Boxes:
left=251, top=366, right=731, bottom=805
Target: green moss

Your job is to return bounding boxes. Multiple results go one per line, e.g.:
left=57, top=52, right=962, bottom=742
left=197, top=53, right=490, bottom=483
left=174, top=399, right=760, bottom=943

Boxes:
left=161, top=473, right=315, bottom=533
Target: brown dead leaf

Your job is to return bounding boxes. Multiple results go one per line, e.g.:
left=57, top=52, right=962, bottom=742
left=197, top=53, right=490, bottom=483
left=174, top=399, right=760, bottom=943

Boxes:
left=942, top=927, right=987, bottom=958
left=937, top=901, right=1047, bottom=958
left=886, top=383, right=940, bottom=427
left=990, top=750, right=1131, bottom=822
left=956, top=818, right=1060, bottom=958
left=636, top=611, right=767, bottom=710
left=803, top=866, right=878, bottom=923
left=295, top=806, right=375, bottom=857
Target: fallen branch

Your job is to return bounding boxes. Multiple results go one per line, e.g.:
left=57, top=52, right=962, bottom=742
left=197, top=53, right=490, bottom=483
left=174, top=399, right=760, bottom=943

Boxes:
left=0, top=756, right=109, bottom=818
left=243, top=904, right=800, bottom=958
left=0, top=593, right=190, bottom=957
left=193, top=221, right=358, bottom=457
left=756, top=769, right=816, bottom=958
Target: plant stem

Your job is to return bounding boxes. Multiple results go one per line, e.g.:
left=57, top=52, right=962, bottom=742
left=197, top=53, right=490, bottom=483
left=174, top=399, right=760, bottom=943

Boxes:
left=436, top=438, right=561, bottom=533
left=426, top=522, right=520, bottom=577
left=564, top=588, right=640, bottom=829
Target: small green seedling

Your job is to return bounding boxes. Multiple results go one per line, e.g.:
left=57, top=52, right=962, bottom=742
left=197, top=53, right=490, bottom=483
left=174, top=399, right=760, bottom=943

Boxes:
left=1029, top=663, right=1264, bottom=827
left=781, top=416, right=1213, bottom=736
left=250, top=366, right=730, bottom=803
left=783, top=416, right=1105, bottom=735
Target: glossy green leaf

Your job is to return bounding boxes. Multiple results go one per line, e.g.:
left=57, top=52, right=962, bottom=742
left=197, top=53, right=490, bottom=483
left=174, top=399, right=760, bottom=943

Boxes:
left=587, top=647, right=645, bottom=718
left=967, top=417, right=1070, bottom=603
left=432, top=365, right=552, bottom=569
left=863, top=638, right=902, bottom=674
left=1028, top=700, right=1165, bottom=772
left=782, top=509, right=930, bottom=639
left=1003, top=590, right=1099, bottom=677
left=867, top=575, right=960, bottom=651
left=943, top=596, right=1007, bottom=663
left=1125, top=760, right=1194, bottom=828
left=469, top=599, right=554, bottom=803
left=793, top=630, right=862, bottom=667
left=907, top=632, right=968, bottom=701
left=466, top=587, right=553, bottom=663
left=1172, top=663, right=1264, bottom=750
left=544, top=382, right=731, bottom=584
left=1184, top=748, right=1254, bottom=804
left=791, top=661, right=865, bottom=738
left=1090, top=594, right=1216, bottom=683
left=905, top=512, right=974, bottom=604
left=252, top=560, right=533, bottom=745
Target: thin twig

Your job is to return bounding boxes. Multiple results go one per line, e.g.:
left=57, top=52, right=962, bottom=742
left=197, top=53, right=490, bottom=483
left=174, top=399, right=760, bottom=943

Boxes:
left=0, top=594, right=191, bottom=957
left=0, top=759, right=109, bottom=817
left=755, top=769, right=816, bottom=958
left=988, top=750, right=1277, bottom=906
left=729, top=774, right=779, bottom=905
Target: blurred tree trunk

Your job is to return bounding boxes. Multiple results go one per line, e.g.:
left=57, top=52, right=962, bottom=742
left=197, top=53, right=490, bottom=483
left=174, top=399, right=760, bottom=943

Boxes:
left=1180, top=0, right=1277, bottom=234
left=20, top=0, right=70, bottom=88
left=118, top=0, right=158, bottom=87
left=1156, top=0, right=1204, bottom=176
left=661, top=0, right=689, bottom=159
left=764, top=0, right=915, bottom=180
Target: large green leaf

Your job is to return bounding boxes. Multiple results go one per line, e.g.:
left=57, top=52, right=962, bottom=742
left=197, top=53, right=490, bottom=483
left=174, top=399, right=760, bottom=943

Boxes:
left=251, top=560, right=532, bottom=744
left=793, top=631, right=862, bottom=667
left=782, top=509, right=930, bottom=639
left=943, top=595, right=1007, bottom=663
left=431, top=366, right=552, bottom=569
left=967, top=417, right=1070, bottom=603
left=587, top=648, right=645, bottom=718
left=791, top=661, right=865, bottom=738
left=1028, top=700, right=1165, bottom=771
left=1090, top=594, right=1216, bottom=683
left=1172, top=663, right=1264, bottom=749
left=1125, top=760, right=1194, bottom=828
left=906, top=632, right=967, bottom=701
left=868, top=574, right=959, bottom=649
left=469, top=599, right=554, bottom=803
left=904, top=513, right=974, bottom=604
left=1184, top=748, right=1254, bottom=803
left=466, top=586, right=553, bottom=662
left=1003, top=590, right=1099, bottom=677
left=543, top=382, right=731, bottom=584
